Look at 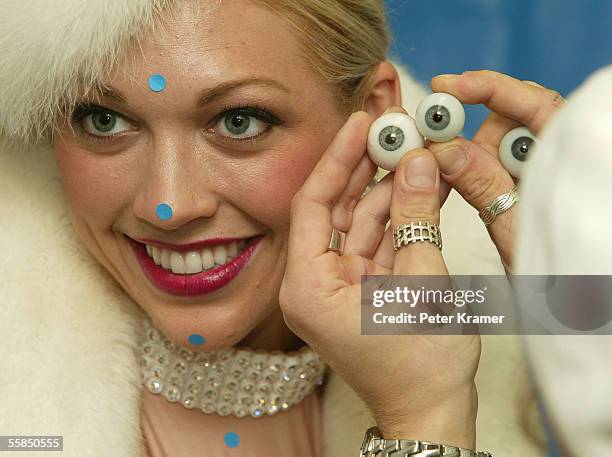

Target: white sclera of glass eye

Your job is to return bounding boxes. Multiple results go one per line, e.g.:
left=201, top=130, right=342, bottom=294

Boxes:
left=366, top=112, right=424, bottom=171
left=415, top=92, right=465, bottom=142
left=499, top=126, right=536, bottom=178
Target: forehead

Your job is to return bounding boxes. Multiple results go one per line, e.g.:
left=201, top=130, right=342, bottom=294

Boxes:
left=102, top=0, right=314, bottom=100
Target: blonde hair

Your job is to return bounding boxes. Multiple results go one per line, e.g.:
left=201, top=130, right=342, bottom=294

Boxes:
left=256, top=0, right=390, bottom=114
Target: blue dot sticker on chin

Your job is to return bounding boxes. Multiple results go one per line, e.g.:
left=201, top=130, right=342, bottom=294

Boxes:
left=155, top=203, right=173, bottom=221
left=224, top=432, right=239, bottom=448
left=148, top=74, right=166, bottom=92
left=188, top=333, right=206, bottom=346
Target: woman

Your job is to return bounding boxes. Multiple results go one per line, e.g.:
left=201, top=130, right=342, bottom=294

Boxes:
left=0, top=0, right=563, bottom=455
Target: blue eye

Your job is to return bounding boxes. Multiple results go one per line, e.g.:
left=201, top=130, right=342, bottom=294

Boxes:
left=72, top=104, right=133, bottom=140
left=219, top=112, right=264, bottom=138
left=214, top=106, right=282, bottom=141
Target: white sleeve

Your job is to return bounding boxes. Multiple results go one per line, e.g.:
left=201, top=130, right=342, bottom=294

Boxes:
left=516, top=65, right=612, bottom=456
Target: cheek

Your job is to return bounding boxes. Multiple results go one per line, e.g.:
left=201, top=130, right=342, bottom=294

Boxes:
left=54, top=144, right=134, bottom=228
left=233, top=142, right=326, bottom=228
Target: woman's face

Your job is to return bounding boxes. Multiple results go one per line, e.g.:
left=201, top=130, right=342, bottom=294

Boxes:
left=53, top=0, right=349, bottom=351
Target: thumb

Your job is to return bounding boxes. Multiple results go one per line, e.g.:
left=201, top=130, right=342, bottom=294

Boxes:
left=390, top=148, right=448, bottom=276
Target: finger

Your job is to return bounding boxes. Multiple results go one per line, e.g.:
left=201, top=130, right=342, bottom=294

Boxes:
left=331, top=105, right=409, bottom=232
left=288, top=111, right=372, bottom=264
left=343, top=172, right=393, bottom=258
left=373, top=225, right=394, bottom=269
left=390, top=149, right=448, bottom=276
left=431, top=70, right=565, bottom=134
left=439, top=176, right=452, bottom=205
left=342, top=105, right=434, bottom=257
left=373, top=100, right=451, bottom=211
left=428, top=137, right=516, bottom=267
left=330, top=152, right=377, bottom=231
left=472, top=111, right=522, bottom=157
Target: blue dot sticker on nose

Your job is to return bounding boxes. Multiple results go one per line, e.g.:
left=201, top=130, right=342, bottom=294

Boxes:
left=155, top=203, right=173, bottom=221
left=148, top=74, right=166, bottom=92
left=224, top=432, right=239, bottom=448
left=188, top=333, right=206, bottom=346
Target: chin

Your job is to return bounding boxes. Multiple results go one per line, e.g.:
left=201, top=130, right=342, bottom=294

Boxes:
left=141, top=299, right=268, bottom=353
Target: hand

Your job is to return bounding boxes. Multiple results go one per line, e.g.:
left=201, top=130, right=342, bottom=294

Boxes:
left=427, top=70, right=566, bottom=273
left=279, top=110, right=480, bottom=448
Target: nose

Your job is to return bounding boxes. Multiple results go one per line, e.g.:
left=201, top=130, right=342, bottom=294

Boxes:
left=132, top=137, right=219, bottom=230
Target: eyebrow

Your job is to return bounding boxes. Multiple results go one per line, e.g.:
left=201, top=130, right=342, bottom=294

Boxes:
left=94, top=77, right=290, bottom=106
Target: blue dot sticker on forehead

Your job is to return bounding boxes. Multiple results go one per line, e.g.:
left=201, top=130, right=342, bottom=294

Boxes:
left=224, top=432, right=240, bottom=448
left=155, top=203, right=173, bottom=221
left=188, top=333, right=206, bottom=346
left=148, top=73, right=167, bottom=92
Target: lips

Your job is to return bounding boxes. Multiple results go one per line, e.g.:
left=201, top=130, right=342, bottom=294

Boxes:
left=126, top=235, right=263, bottom=297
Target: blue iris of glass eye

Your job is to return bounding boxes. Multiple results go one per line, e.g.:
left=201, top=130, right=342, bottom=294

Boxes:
left=148, top=74, right=167, bottom=92
left=155, top=203, right=173, bottom=221
left=499, top=126, right=537, bottom=178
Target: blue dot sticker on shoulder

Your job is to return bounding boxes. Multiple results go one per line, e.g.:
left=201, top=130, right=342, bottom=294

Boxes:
left=155, top=203, right=173, bottom=221
left=188, top=333, right=206, bottom=346
left=148, top=74, right=167, bottom=92
left=224, top=432, right=240, bottom=448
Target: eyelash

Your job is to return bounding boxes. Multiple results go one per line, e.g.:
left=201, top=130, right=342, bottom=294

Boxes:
left=70, top=103, right=283, bottom=145
left=213, top=103, right=283, bottom=145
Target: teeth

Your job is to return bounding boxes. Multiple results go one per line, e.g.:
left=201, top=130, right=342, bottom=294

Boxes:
left=185, top=251, right=203, bottom=274
left=161, top=250, right=171, bottom=269
left=213, top=245, right=228, bottom=265
left=143, top=239, right=250, bottom=275
left=170, top=252, right=186, bottom=274
left=228, top=241, right=238, bottom=258
left=201, top=248, right=215, bottom=270
left=152, top=246, right=161, bottom=265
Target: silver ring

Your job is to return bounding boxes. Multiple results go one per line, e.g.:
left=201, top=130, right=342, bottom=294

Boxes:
left=479, top=185, right=519, bottom=226
left=393, top=221, right=442, bottom=251
left=327, top=228, right=346, bottom=254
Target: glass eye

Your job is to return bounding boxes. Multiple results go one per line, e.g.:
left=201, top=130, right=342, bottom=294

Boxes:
left=366, top=112, right=424, bottom=171
left=415, top=93, right=465, bottom=142
left=499, top=126, right=536, bottom=178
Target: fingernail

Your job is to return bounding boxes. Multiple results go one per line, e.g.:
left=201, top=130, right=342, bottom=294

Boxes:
left=432, top=143, right=467, bottom=175
left=434, top=74, right=460, bottom=82
left=404, top=155, right=437, bottom=188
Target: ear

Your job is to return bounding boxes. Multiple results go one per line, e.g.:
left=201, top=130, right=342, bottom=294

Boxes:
left=363, top=60, right=402, bottom=119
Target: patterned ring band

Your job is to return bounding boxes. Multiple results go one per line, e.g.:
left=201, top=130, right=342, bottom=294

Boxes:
left=393, top=221, right=442, bottom=251
left=327, top=227, right=346, bottom=254
left=479, top=185, right=520, bottom=226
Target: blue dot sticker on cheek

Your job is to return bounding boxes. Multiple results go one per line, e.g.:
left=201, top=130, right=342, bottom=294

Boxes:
left=155, top=203, right=173, bottom=221
left=224, top=432, right=239, bottom=448
left=148, top=73, right=166, bottom=92
left=188, top=333, right=206, bottom=346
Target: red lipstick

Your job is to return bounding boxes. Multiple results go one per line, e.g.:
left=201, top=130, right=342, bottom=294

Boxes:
left=126, top=235, right=262, bottom=297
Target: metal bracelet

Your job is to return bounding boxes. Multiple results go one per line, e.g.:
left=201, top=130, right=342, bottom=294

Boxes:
left=360, top=426, right=493, bottom=457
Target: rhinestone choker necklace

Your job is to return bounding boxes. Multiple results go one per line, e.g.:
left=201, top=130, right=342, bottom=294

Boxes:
left=139, top=316, right=327, bottom=419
